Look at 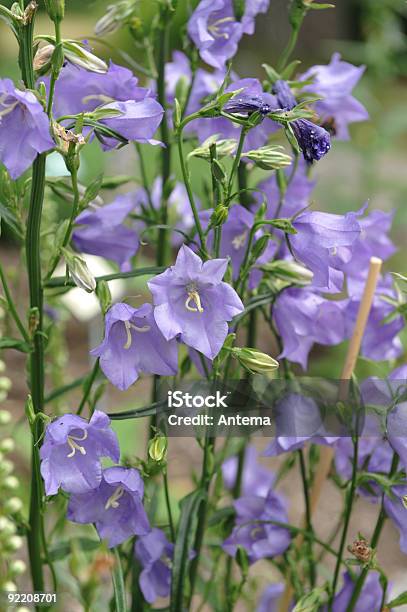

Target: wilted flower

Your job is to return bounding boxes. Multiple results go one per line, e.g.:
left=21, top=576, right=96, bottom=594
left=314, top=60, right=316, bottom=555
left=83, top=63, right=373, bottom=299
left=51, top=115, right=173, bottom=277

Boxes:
left=40, top=411, right=120, bottom=495
left=73, top=193, right=139, bottom=271
left=67, top=466, right=150, bottom=547
left=222, top=445, right=275, bottom=498
left=348, top=538, right=373, bottom=564
left=187, top=0, right=269, bottom=69
left=148, top=245, right=244, bottom=360
left=91, top=302, right=179, bottom=391
left=0, top=79, right=54, bottom=179
left=135, top=528, right=174, bottom=603
left=223, top=489, right=291, bottom=563
left=300, top=53, right=369, bottom=139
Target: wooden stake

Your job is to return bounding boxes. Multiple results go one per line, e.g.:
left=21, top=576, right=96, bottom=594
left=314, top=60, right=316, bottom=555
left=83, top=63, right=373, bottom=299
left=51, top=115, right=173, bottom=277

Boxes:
left=278, top=257, right=382, bottom=612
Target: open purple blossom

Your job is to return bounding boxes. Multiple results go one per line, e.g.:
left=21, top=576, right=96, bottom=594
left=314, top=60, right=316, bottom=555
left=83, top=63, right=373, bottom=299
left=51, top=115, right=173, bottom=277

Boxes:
left=264, top=394, right=339, bottom=456
left=91, top=303, right=178, bottom=391
left=0, top=79, right=54, bottom=179
left=331, top=571, right=386, bottom=612
left=40, top=411, right=119, bottom=496
left=73, top=193, right=139, bottom=271
left=223, top=489, right=291, bottom=563
left=383, top=485, right=407, bottom=555
left=273, top=79, right=331, bottom=163
left=46, top=61, right=151, bottom=118
left=134, top=178, right=200, bottom=246
left=187, top=0, right=269, bottom=69
left=290, top=209, right=361, bottom=291
left=135, top=528, right=174, bottom=603
left=148, top=245, right=244, bottom=360
left=222, top=445, right=275, bottom=498
left=67, top=466, right=150, bottom=548
left=274, top=288, right=347, bottom=369
left=257, top=584, right=284, bottom=612
left=300, top=53, right=369, bottom=139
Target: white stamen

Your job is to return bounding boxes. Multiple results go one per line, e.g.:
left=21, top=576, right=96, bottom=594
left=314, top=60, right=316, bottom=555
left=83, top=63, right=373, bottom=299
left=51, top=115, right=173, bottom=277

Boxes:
left=208, top=16, right=234, bottom=40
left=123, top=320, right=151, bottom=350
left=105, top=486, right=125, bottom=510
left=185, top=290, right=204, bottom=313
left=232, top=231, right=248, bottom=250
left=66, top=430, right=88, bottom=458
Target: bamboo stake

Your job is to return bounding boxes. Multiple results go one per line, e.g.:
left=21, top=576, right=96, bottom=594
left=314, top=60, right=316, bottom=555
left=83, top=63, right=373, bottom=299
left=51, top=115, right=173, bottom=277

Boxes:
left=279, top=257, right=383, bottom=611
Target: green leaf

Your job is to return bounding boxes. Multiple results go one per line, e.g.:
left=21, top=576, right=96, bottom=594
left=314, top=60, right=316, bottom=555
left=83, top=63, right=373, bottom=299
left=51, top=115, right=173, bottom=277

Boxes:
left=262, top=63, right=280, bottom=84
left=101, top=175, right=135, bottom=189
left=387, top=591, right=407, bottom=607
left=292, top=587, right=327, bottom=612
left=107, top=400, right=167, bottom=420
left=281, top=60, right=302, bottom=80
left=112, top=548, right=127, bottom=612
left=170, top=489, right=207, bottom=612
left=0, top=201, right=23, bottom=239
left=0, top=338, right=31, bottom=353
left=310, top=3, right=335, bottom=9
left=82, top=174, right=103, bottom=208
left=268, top=218, right=297, bottom=234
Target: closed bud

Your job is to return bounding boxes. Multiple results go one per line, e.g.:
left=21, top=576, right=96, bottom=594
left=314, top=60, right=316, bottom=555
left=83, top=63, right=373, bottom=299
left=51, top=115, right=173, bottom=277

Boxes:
left=7, top=535, right=23, bottom=552
left=233, top=348, right=279, bottom=374
left=233, top=0, right=246, bottom=21
left=62, top=249, right=96, bottom=293
left=95, top=1, right=138, bottom=37
left=174, top=76, right=190, bottom=112
left=0, top=410, right=11, bottom=425
left=0, top=438, right=15, bottom=453
left=0, top=377, right=12, bottom=392
left=245, top=145, right=292, bottom=170
left=251, top=234, right=270, bottom=260
left=261, top=259, right=313, bottom=285
left=96, top=281, right=112, bottom=315
left=63, top=41, right=108, bottom=74
left=211, top=158, right=227, bottom=183
left=33, top=44, right=54, bottom=72
left=148, top=434, right=168, bottom=463
left=4, top=498, right=23, bottom=515
left=211, top=205, right=229, bottom=227
left=9, top=560, right=26, bottom=576
left=188, top=136, right=237, bottom=161
left=44, top=0, right=65, bottom=23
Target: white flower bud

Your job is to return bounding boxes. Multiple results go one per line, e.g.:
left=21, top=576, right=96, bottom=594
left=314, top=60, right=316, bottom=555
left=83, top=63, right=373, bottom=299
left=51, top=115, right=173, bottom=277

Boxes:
left=233, top=348, right=279, bottom=374
left=0, top=438, right=15, bottom=453
left=7, top=535, right=23, bottom=551
left=2, top=581, right=17, bottom=592
left=4, top=498, right=23, bottom=515
left=245, top=145, right=292, bottom=170
left=9, top=559, right=26, bottom=576
left=3, top=476, right=19, bottom=490
left=0, top=516, right=16, bottom=537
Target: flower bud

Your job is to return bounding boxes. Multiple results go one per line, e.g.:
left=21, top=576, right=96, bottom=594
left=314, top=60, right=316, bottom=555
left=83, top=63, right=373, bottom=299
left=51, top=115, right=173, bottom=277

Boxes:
left=211, top=205, right=229, bottom=227
left=211, top=159, right=227, bottom=183
left=251, top=235, right=270, bottom=260
left=0, top=516, right=16, bottom=538
left=0, top=377, right=12, bottom=392
left=3, top=476, right=19, bottom=490
left=0, top=438, right=15, bottom=453
left=245, top=145, right=292, bottom=170
left=33, top=44, right=54, bottom=72
left=96, top=281, right=112, bottom=315
left=62, top=249, right=96, bottom=293
left=7, top=535, right=23, bottom=552
left=95, top=1, right=138, bottom=36
left=261, top=259, right=313, bottom=285
left=148, top=434, right=168, bottom=463
left=44, top=0, right=65, bottom=23
left=188, top=136, right=237, bottom=161
left=63, top=42, right=108, bottom=74
left=233, top=348, right=279, bottom=374
left=9, top=560, right=26, bottom=576
left=402, top=495, right=407, bottom=510
left=4, top=498, right=23, bottom=515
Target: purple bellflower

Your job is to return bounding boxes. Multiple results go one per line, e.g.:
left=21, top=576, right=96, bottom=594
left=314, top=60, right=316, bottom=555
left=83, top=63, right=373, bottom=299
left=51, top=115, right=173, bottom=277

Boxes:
left=67, top=466, right=150, bottom=548
left=148, top=245, right=244, bottom=360
left=383, top=485, right=407, bottom=555
left=73, top=193, right=139, bottom=271
left=222, top=445, right=275, bottom=498
left=332, top=571, right=386, bottom=612
left=0, top=79, right=54, bottom=179
left=273, top=288, right=347, bottom=369
left=300, top=53, right=369, bottom=140
left=273, top=79, right=331, bottom=163
left=290, top=209, right=361, bottom=291
left=223, top=489, right=291, bottom=563
left=91, top=303, right=178, bottom=391
left=135, top=528, right=174, bottom=603
left=40, top=410, right=120, bottom=496
left=187, top=0, right=269, bottom=69
left=257, top=584, right=284, bottom=612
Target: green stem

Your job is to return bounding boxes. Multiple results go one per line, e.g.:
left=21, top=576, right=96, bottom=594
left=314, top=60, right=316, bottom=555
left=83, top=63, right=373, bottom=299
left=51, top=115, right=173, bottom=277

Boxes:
left=298, top=449, right=316, bottom=588
left=226, top=127, right=248, bottom=202
left=163, top=469, right=175, bottom=541
left=347, top=453, right=399, bottom=611
left=45, top=265, right=165, bottom=287
left=329, top=433, right=359, bottom=608
left=76, top=359, right=100, bottom=416
left=112, top=548, right=127, bottom=612
left=0, top=262, right=30, bottom=342
left=46, top=19, right=62, bottom=117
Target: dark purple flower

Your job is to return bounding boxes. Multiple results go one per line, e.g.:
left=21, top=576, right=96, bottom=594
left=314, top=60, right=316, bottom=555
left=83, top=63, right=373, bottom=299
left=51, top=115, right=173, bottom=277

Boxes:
left=135, top=528, right=174, bottom=603
left=257, top=584, right=284, bottom=612
left=223, top=89, right=277, bottom=116
left=40, top=411, right=119, bottom=496
left=46, top=61, right=150, bottom=118
left=222, top=445, right=275, bottom=497
left=273, top=288, right=347, bottom=369
left=290, top=209, right=361, bottom=291
left=0, top=79, right=54, bottom=179
left=272, top=79, right=297, bottom=111
left=187, top=0, right=269, bottom=69
left=148, top=245, right=244, bottom=360
left=91, top=303, right=178, bottom=391
left=264, top=394, right=339, bottom=456
left=332, top=571, right=386, bottom=612
left=300, top=53, right=369, bottom=140
left=67, top=466, right=150, bottom=548
left=223, top=489, right=291, bottom=563
left=73, top=194, right=139, bottom=271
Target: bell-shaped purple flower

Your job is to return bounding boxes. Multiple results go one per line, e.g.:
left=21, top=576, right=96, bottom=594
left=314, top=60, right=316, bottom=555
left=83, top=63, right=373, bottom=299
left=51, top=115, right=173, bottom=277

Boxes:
left=257, top=584, right=284, bottom=612
left=187, top=0, right=269, bottom=69
left=47, top=61, right=150, bottom=118
left=0, top=79, right=54, bottom=179
left=274, top=288, right=347, bottom=369
left=223, top=489, right=291, bottom=563
left=91, top=303, right=178, bottom=391
left=383, top=485, right=407, bottom=555
left=290, top=209, right=361, bottom=291
left=332, top=571, right=386, bottom=612
left=73, top=193, right=139, bottom=271
left=300, top=53, right=369, bottom=140
left=222, top=445, right=275, bottom=498
left=135, top=528, right=174, bottom=603
left=67, top=466, right=150, bottom=548
left=148, top=245, right=244, bottom=360
left=40, top=410, right=120, bottom=496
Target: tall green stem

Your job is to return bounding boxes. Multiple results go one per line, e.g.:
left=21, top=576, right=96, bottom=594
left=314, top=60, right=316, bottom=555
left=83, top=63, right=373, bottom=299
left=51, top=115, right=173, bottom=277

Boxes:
left=226, top=127, right=247, bottom=202
left=298, top=449, right=316, bottom=588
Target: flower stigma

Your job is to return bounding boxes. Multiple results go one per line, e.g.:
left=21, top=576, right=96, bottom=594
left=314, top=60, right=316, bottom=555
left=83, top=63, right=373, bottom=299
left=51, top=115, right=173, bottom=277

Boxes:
left=185, top=284, right=204, bottom=313
left=105, top=486, right=125, bottom=510
left=66, top=430, right=88, bottom=458
left=208, top=16, right=234, bottom=40
left=123, top=320, right=151, bottom=350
